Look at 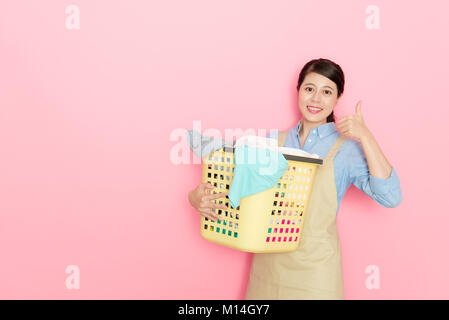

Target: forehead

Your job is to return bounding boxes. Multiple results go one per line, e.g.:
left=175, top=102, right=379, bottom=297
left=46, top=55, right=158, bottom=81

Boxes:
left=302, top=72, right=337, bottom=90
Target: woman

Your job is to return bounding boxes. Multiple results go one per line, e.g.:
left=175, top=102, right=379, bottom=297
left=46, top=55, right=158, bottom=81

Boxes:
left=188, top=58, right=402, bottom=299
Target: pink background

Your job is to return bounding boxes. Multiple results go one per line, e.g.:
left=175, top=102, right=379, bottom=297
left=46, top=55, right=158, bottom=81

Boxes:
left=0, top=0, right=448, bottom=299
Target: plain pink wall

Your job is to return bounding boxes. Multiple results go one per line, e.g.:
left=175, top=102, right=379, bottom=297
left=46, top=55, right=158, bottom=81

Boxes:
left=0, top=0, right=448, bottom=299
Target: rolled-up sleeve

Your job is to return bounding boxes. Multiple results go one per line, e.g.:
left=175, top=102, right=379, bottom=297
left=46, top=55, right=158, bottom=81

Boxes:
left=348, top=141, right=402, bottom=208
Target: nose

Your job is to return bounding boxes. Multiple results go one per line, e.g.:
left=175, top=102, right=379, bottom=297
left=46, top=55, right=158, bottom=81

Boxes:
left=311, top=91, right=321, bottom=103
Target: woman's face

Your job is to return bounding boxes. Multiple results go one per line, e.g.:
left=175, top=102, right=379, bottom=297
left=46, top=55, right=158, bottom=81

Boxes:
left=298, top=72, right=340, bottom=125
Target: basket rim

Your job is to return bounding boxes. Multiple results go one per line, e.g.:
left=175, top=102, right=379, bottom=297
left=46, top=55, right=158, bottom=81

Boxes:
left=221, top=146, right=324, bottom=165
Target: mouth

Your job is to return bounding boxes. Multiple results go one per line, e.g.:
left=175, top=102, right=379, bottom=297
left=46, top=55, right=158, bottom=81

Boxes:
left=307, top=105, right=323, bottom=114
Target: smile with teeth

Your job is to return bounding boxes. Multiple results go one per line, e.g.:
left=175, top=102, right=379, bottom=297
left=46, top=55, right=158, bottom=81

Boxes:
left=307, top=105, right=323, bottom=113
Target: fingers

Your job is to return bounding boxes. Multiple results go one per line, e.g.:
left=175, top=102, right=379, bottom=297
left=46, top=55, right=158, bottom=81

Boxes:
left=337, top=115, right=353, bottom=123
left=203, top=191, right=228, bottom=201
left=203, top=183, right=215, bottom=189
left=198, top=207, right=222, bottom=222
left=201, top=199, right=227, bottom=211
left=336, top=118, right=351, bottom=127
left=337, top=123, right=351, bottom=132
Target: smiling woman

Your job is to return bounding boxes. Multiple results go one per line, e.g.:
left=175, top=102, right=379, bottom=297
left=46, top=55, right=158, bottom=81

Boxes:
left=188, top=58, right=402, bottom=300
left=295, top=59, right=344, bottom=148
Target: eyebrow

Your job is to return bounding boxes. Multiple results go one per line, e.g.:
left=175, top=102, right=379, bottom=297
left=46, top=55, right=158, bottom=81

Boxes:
left=303, top=83, right=335, bottom=90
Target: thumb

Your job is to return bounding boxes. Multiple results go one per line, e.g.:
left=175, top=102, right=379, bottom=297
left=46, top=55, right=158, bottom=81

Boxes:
left=356, top=100, right=362, bottom=116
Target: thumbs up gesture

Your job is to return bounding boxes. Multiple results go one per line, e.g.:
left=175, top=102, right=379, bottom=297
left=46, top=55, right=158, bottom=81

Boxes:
left=336, top=100, right=370, bottom=141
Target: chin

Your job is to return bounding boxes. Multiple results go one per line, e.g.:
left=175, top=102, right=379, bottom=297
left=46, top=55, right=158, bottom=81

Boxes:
left=302, top=115, right=328, bottom=123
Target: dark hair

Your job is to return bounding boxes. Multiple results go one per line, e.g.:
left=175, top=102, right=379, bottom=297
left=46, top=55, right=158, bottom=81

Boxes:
left=296, top=58, right=345, bottom=123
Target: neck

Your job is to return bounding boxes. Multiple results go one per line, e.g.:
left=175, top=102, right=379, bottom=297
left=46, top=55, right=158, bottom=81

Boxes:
left=299, top=119, right=326, bottom=139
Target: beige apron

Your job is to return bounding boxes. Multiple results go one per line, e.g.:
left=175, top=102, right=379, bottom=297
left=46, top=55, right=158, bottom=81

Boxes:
left=245, top=135, right=347, bottom=300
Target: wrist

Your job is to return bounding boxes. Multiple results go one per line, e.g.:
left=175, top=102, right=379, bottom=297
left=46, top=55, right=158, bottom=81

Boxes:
left=360, top=128, right=373, bottom=142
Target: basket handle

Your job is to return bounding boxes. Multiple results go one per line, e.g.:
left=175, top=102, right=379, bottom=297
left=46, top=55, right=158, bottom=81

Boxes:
left=278, top=131, right=288, bottom=147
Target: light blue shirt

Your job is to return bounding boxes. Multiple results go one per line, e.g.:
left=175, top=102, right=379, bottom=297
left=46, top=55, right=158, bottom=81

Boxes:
left=268, top=120, right=402, bottom=214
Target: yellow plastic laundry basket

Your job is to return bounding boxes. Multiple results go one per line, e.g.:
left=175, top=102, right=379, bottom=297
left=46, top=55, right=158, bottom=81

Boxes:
left=200, top=146, right=323, bottom=253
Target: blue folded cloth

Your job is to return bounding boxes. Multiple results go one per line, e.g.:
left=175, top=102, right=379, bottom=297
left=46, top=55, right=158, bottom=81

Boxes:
left=228, top=142, right=288, bottom=209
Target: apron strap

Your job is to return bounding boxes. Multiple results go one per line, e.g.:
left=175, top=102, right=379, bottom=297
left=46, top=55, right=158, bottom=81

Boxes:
left=325, top=136, right=347, bottom=161
left=278, top=131, right=288, bottom=147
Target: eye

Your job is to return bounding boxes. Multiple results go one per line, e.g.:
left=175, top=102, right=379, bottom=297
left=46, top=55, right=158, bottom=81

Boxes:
left=305, top=87, right=313, bottom=92
left=325, top=90, right=332, bottom=95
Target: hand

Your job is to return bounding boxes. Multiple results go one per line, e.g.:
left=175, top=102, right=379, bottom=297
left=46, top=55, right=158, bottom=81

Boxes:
left=188, top=183, right=228, bottom=222
left=336, top=100, right=371, bottom=141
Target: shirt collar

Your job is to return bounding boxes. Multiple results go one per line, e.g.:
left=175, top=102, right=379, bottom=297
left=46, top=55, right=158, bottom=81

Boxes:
left=295, top=120, right=337, bottom=139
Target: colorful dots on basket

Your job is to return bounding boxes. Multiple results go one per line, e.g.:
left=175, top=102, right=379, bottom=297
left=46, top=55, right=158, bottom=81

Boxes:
left=210, top=226, right=214, bottom=231
left=280, top=228, right=283, bottom=233
left=296, top=228, right=300, bottom=233
left=266, top=237, right=270, bottom=242
left=204, top=224, right=208, bottom=230
left=222, top=228, right=226, bottom=234
left=281, top=219, right=285, bottom=224
left=268, top=228, right=272, bottom=233
left=274, top=228, right=278, bottom=233
left=275, top=192, right=279, bottom=198
left=216, top=227, right=220, bottom=232
left=234, top=232, right=238, bottom=238
left=228, top=230, right=232, bottom=236
left=289, top=237, right=293, bottom=242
